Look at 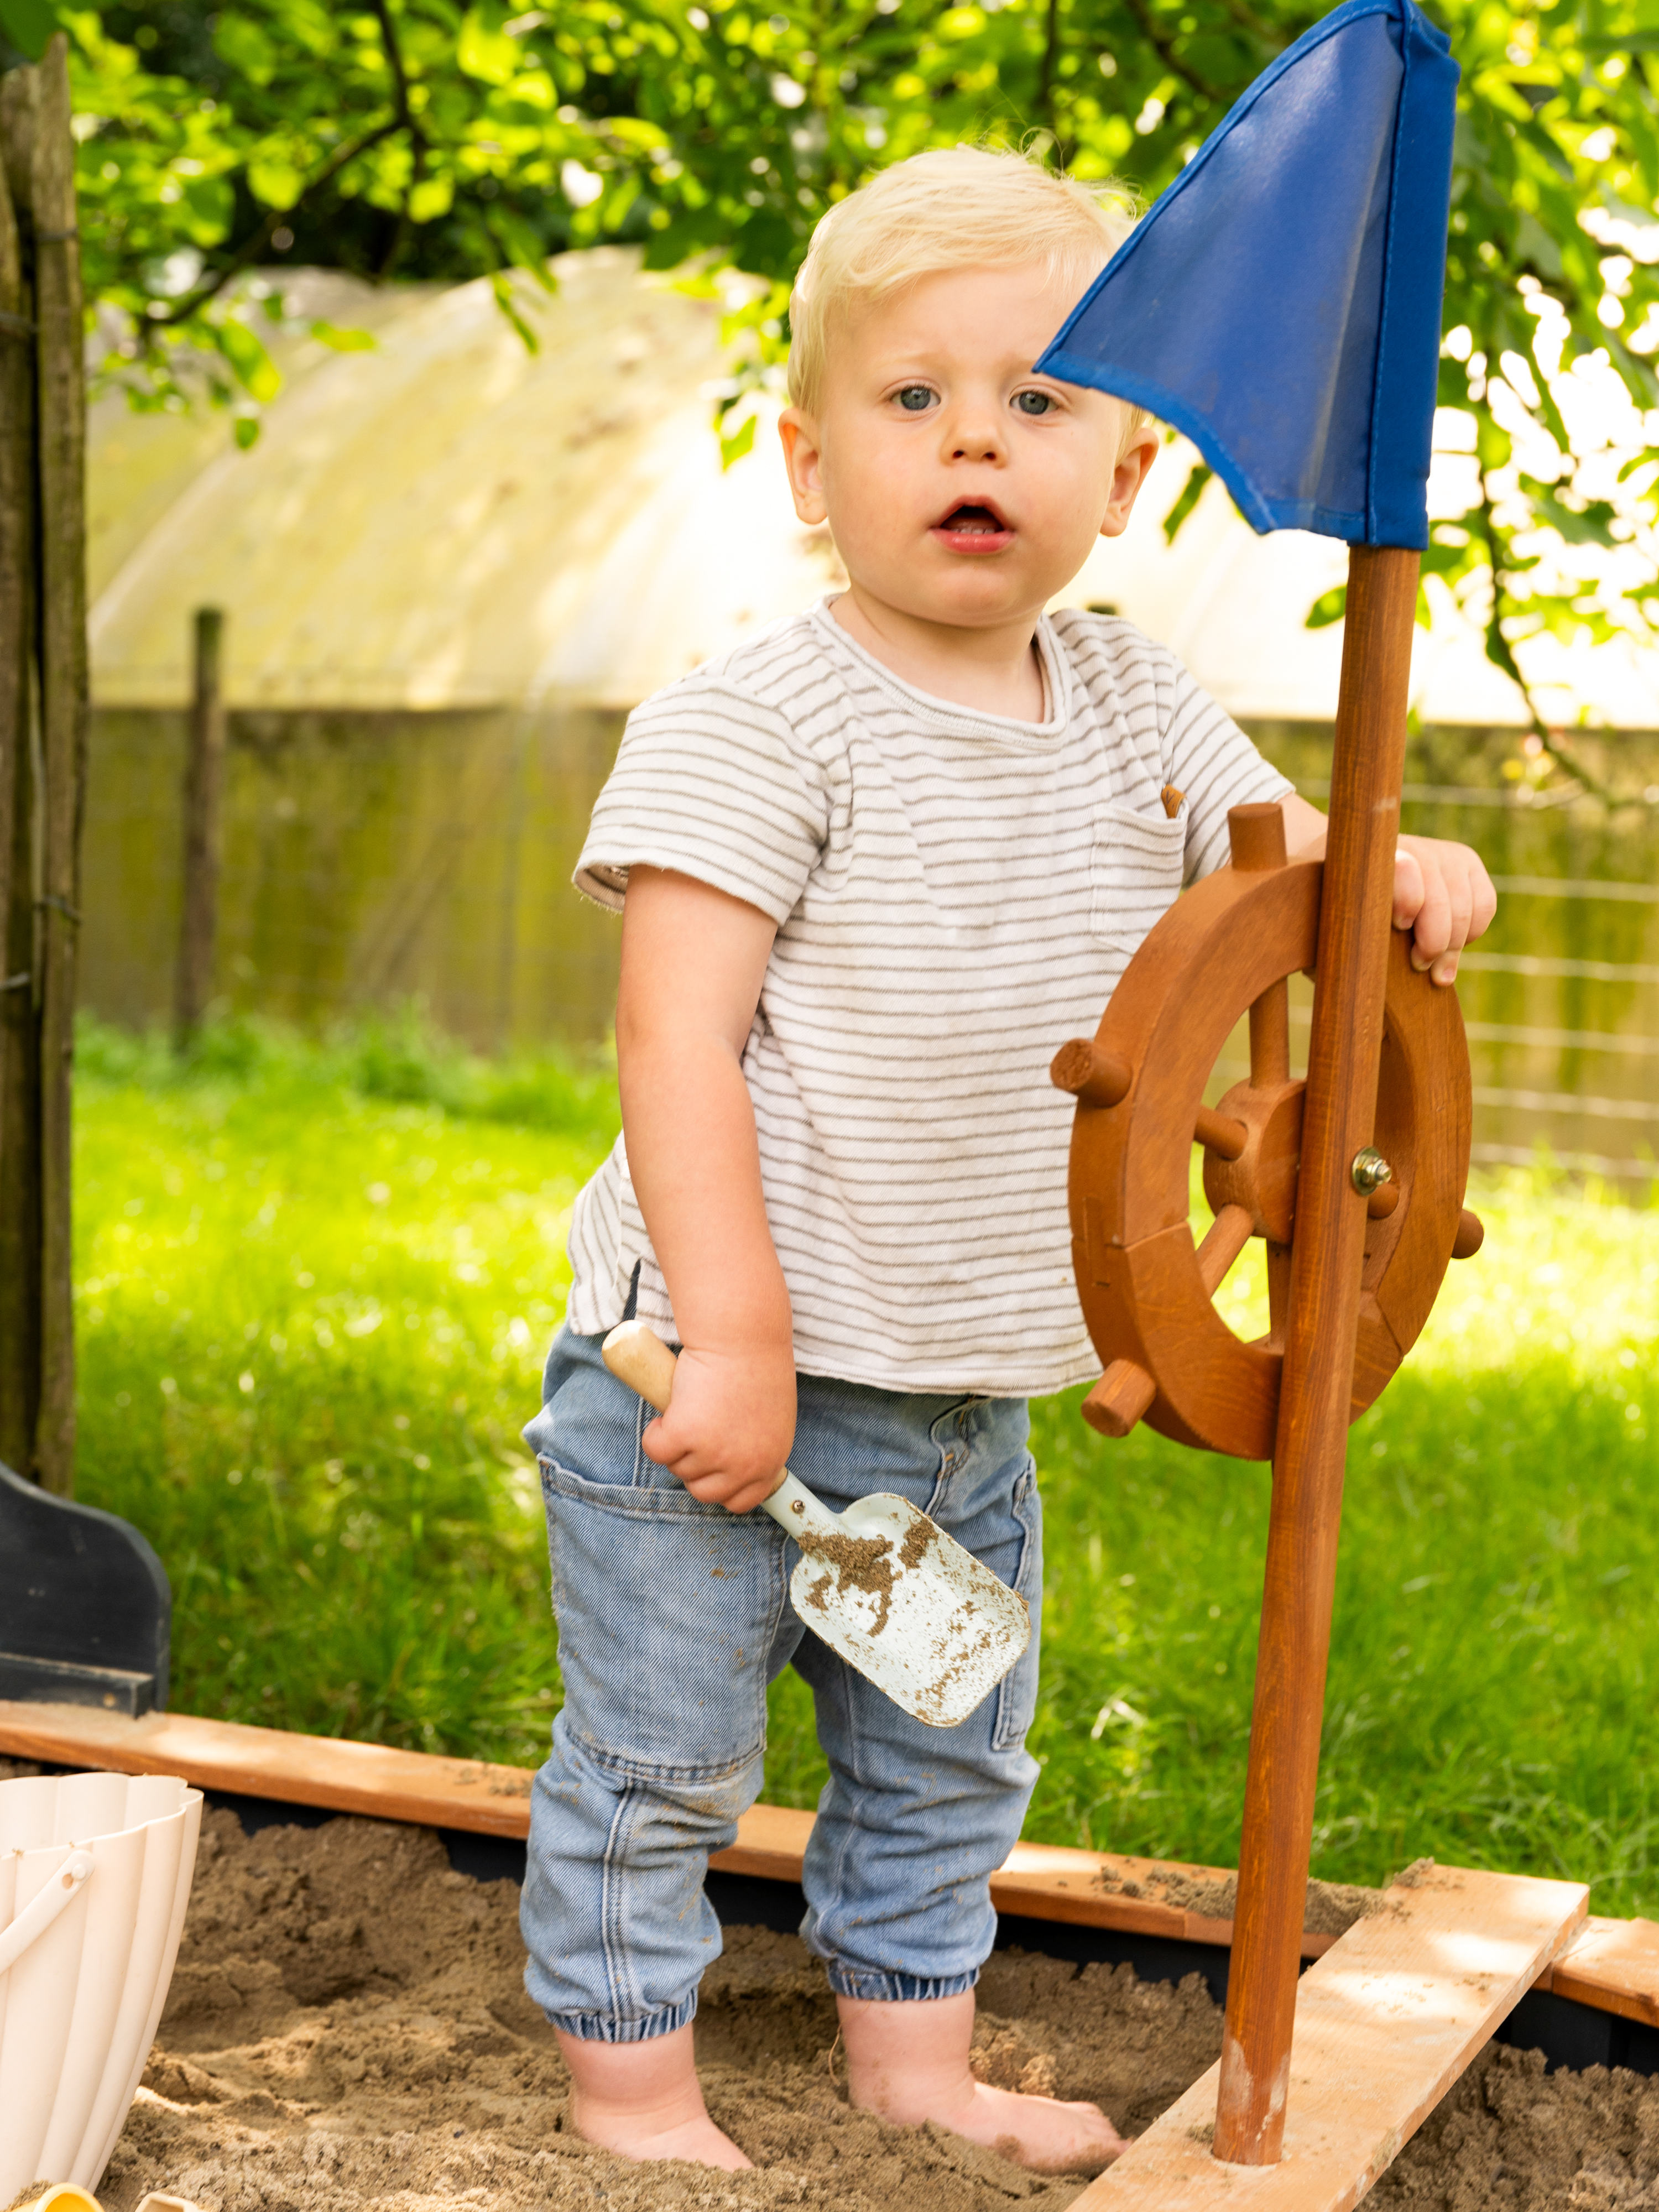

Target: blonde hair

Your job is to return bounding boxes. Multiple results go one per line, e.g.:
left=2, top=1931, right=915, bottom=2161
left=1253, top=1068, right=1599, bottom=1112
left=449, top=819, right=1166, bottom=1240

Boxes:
left=787, top=145, right=1142, bottom=421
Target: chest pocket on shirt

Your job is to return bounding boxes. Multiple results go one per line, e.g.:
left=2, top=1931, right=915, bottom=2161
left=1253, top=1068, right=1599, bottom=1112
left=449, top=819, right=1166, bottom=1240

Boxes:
left=1089, top=802, right=1188, bottom=954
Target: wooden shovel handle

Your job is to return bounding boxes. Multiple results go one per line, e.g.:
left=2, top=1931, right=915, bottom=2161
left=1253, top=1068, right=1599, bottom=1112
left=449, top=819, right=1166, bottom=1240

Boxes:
left=601, top=1321, right=681, bottom=1413
left=602, top=1321, right=795, bottom=1513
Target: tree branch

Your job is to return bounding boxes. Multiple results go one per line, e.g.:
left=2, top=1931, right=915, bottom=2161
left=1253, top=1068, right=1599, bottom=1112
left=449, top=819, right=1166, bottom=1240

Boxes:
left=1039, top=0, right=1062, bottom=141
left=1213, top=0, right=1286, bottom=53
left=371, top=0, right=420, bottom=136
left=146, top=116, right=401, bottom=329
left=369, top=0, right=428, bottom=279
left=1119, top=0, right=1223, bottom=104
left=1472, top=473, right=1628, bottom=810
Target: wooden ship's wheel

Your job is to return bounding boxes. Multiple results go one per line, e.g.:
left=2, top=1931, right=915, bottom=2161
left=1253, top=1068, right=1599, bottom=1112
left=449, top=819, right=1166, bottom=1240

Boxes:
left=1051, top=802, right=1484, bottom=1462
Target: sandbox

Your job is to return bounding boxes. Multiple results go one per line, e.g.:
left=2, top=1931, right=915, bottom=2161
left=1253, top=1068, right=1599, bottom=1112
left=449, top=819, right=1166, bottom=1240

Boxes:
left=82, top=1802, right=1659, bottom=2212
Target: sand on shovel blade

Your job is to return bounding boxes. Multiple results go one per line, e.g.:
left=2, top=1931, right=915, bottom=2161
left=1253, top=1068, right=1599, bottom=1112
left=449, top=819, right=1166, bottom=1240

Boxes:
left=790, top=1499, right=1027, bottom=1728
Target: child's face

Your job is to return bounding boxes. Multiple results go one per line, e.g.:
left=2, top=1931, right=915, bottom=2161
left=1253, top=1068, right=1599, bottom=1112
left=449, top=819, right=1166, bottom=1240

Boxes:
left=780, top=263, right=1158, bottom=635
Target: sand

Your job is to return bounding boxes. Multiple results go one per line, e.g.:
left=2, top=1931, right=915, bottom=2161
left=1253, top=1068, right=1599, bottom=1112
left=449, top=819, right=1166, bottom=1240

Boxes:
left=101, top=1807, right=1222, bottom=2211
left=0, top=1761, right=1645, bottom=2211
left=1370, top=2043, right=1659, bottom=2210
left=1092, top=1858, right=1415, bottom=1937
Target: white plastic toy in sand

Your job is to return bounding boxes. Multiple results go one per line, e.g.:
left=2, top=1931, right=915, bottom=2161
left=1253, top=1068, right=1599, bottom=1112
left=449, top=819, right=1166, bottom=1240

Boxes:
left=0, top=1769, right=202, bottom=2200
left=13, top=2190, right=202, bottom=2212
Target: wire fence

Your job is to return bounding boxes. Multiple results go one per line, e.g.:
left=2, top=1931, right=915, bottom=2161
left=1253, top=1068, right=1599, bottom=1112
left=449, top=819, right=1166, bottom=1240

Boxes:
left=1209, top=763, right=1659, bottom=1186
left=78, top=716, right=1659, bottom=1186
left=1398, top=782, right=1656, bottom=1185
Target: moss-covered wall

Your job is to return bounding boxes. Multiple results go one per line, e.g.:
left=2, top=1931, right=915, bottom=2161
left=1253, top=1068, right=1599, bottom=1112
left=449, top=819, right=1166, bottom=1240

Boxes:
left=82, top=704, right=624, bottom=1050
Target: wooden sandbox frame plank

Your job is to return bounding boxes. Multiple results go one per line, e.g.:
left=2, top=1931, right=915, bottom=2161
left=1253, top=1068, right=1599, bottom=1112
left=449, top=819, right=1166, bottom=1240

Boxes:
left=1072, top=1864, right=1588, bottom=2212
left=0, top=1701, right=1322, bottom=1951
left=1544, top=1914, right=1659, bottom=2029
left=8, top=1699, right=1651, bottom=2034
left=0, top=1699, right=537, bottom=1836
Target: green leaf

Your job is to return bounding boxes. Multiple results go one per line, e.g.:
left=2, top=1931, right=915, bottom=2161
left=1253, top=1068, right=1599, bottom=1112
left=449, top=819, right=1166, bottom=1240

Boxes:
left=458, top=8, right=519, bottom=85
left=490, top=269, right=540, bottom=354
left=1305, top=585, right=1347, bottom=630
left=310, top=320, right=377, bottom=352
left=1527, top=360, right=1572, bottom=457
left=1528, top=487, right=1619, bottom=549
left=248, top=156, right=306, bottom=213
left=1601, top=331, right=1659, bottom=411
left=719, top=410, right=758, bottom=469
left=408, top=175, right=456, bottom=224
left=272, top=0, right=335, bottom=58
left=0, top=0, right=58, bottom=62
left=485, top=204, right=559, bottom=294
left=1475, top=414, right=1512, bottom=473
left=213, top=13, right=277, bottom=85
left=1162, top=461, right=1212, bottom=544
left=0, top=0, right=60, bottom=61
left=211, top=317, right=284, bottom=404
left=606, top=115, right=669, bottom=150
left=233, top=414, right=261, bottom=451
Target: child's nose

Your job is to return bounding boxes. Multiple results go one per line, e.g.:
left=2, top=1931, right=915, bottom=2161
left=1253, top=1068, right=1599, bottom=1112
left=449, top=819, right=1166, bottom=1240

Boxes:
left=943, top=410, right=1004, bottom=463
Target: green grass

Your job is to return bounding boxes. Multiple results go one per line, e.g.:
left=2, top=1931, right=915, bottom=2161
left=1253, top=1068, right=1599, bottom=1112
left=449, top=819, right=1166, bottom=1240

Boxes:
left=73, top=1011, right=615, bottom=1760
left=72, top=1014, right=1659, bottom=1916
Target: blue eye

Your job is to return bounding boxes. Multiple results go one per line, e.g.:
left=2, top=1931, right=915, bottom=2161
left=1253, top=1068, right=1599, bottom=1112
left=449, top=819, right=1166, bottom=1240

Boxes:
left=896, top=385, right=934, bottom=411
left=1015, top=389, right=1056, bottom=416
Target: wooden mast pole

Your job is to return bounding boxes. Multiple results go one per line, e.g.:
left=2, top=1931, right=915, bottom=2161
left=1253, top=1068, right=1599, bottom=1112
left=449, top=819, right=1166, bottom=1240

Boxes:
left=1212, top=540, right=1421, bottom=2164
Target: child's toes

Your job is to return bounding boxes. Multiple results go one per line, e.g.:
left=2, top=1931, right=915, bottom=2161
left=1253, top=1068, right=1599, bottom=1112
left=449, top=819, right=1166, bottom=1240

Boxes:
left=971, top=2084, right=1126, bottom=2175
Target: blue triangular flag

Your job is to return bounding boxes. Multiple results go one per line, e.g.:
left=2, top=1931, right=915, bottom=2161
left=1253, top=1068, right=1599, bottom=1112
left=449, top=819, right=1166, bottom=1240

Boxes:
left=1039, top=0, right=1458, bottom=549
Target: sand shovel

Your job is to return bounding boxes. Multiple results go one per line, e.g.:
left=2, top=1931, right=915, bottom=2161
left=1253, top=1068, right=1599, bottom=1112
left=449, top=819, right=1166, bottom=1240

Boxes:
left=601, top=1322, right=1031, bottom=1728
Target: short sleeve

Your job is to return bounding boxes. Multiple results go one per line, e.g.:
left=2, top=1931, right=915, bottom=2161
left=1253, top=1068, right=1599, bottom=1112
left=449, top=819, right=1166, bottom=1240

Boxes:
left=1164, top=661, right=1296, bottom=884
left=574, top=674, right=832, bottom=926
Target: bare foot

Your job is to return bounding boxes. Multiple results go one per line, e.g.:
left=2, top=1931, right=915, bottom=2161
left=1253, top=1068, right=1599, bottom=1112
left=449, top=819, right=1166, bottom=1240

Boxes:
left=577, top=2109, right=754, bottom=2169
left=940, top=2077, right=1127, bottom=2176
left=837, top=1988, right=1126, bottom=2177
left=555, top=2021, right=754, bottom=2171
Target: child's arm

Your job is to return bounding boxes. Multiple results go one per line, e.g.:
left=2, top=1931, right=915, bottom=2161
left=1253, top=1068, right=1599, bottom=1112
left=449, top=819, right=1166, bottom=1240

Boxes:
left=615, top=864, right=796, bottom=1515
left=1281, top=794, right=1496, bottom=986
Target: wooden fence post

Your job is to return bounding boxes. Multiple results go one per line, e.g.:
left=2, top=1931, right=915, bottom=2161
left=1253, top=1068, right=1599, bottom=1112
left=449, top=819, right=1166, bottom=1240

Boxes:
left=174, top=606, right=226, bottom=1049
left=0, top=37, right=87, bottom=1497
left=30, top=34, right=87, bottom=1498
left=0, top=68, right=39, bottom=1478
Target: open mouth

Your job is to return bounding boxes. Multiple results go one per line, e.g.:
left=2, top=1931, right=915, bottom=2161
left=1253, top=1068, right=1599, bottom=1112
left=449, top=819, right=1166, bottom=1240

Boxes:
left=932, top=500, right=1014, bottom=550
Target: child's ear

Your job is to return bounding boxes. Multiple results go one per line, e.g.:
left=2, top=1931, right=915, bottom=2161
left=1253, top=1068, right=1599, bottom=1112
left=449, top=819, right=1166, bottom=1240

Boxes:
left=779, top=409, right=829, bottom=526
left=1099, top=424, right=1161, bottom=541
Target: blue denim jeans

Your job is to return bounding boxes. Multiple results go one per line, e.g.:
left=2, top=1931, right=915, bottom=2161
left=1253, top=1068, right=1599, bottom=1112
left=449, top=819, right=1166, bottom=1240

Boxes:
left=519, top=1325, right=1042, bottom=2042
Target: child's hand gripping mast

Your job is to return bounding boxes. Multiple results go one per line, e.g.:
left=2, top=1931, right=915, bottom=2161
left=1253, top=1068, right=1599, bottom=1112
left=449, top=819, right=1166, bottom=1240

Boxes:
left=1051, top=800, right=1483, bottom=1463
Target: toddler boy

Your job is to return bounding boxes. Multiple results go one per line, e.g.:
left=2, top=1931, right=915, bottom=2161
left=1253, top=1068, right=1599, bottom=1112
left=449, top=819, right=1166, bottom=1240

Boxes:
left=520, top=145, right=1495, bottom=2174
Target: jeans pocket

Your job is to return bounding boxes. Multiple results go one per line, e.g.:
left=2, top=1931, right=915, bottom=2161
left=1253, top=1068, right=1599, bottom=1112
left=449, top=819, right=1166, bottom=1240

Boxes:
left=991, top=1459, right=1042, bottom=1753
left=541, top=1453, right=786, bottom=1777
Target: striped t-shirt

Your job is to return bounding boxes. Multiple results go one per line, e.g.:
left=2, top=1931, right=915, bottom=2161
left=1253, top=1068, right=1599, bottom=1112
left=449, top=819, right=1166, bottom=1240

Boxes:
left=568, top=601, right=1291, bottom=1397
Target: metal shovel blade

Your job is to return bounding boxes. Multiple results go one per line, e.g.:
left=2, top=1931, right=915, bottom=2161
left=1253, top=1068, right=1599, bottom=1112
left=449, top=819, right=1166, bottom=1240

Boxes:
left=779, top=1486, right=1030, bottom=1729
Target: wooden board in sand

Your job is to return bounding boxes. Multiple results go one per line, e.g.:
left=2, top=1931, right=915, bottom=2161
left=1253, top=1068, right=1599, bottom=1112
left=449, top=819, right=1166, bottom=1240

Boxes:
left=1072, top=1863, right=1588, bottom=2212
